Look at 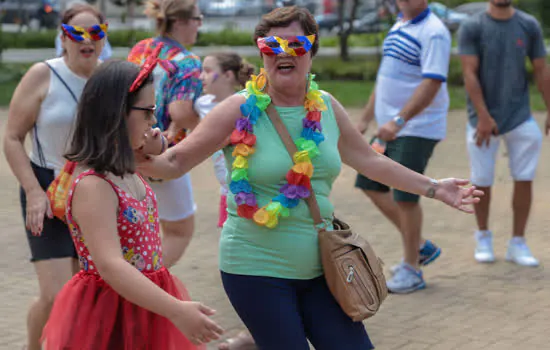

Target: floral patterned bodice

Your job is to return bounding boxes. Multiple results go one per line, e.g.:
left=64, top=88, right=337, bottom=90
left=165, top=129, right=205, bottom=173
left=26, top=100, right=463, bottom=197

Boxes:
left=66, top=170, right=163, bottom=275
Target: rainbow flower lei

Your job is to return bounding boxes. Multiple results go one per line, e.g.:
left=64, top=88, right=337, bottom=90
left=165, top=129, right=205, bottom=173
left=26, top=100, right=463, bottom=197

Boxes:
left=229, top=69, right=327, bottom=229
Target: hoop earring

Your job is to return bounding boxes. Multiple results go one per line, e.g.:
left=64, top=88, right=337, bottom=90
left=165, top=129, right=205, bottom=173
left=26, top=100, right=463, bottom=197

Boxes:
left=256, top=70, right=268, bottom=92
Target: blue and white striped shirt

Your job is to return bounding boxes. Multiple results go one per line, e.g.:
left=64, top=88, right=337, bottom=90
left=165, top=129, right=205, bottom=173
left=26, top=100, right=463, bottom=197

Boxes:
left=375, top=8, right=451, bottom=140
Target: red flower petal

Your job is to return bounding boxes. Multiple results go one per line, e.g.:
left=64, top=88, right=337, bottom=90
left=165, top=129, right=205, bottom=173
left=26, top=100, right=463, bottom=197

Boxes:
left=307, top=111, right=321, bottom=122
left=230, top=130, right=257, bottom=146
left=238, top=204, right=258, bottom=219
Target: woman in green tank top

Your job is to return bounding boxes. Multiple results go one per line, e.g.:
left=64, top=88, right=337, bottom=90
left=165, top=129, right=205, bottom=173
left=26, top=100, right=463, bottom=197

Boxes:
left=138, top=7, right=483, bottom=349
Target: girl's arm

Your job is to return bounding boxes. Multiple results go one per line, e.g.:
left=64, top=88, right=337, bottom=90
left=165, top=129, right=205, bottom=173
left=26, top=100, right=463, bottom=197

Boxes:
left=137, top=94, right=245, bottom=179
left=71, top=175, right=223, bottom=343
left=3, top=63, right=52, bottom=234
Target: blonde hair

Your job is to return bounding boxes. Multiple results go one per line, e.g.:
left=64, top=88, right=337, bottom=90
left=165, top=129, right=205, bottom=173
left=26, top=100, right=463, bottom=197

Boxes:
left=144, top=0, right=196, bottom=35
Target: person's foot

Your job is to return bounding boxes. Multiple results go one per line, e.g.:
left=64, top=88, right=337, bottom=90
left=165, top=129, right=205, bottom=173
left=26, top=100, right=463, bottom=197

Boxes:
left=387, top=263, right=426, bottom=294
left=418, top=239, right=442, bottom=266
left=218, top=331, right=257, bottom=350
left=475, top=230, right=495, bottom=263
left=506, top=237, right=539, bottom=267
left=390, top=240, right=442, bottom=275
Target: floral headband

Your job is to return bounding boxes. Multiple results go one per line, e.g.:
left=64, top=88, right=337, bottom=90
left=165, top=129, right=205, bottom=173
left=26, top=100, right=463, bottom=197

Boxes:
left=129, top=43, right=164, bottom=93
left=61, top=23, right=108, bottom=42
left=257, top=35, right=316, bottom=57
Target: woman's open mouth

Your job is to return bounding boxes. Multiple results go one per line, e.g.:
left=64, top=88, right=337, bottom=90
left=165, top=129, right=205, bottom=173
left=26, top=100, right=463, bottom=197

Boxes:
left=277, top=61, right=296, bottom=73
left=80, top=47, right=95, bottom=58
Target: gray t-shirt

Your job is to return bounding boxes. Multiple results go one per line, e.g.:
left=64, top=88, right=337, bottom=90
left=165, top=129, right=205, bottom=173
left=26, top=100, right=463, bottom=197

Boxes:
left=458, top=10, right=546, bottom=134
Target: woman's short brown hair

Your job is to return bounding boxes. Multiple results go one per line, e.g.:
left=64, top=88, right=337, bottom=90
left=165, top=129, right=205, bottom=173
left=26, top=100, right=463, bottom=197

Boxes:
left=254, top=6, right=319, bottom=57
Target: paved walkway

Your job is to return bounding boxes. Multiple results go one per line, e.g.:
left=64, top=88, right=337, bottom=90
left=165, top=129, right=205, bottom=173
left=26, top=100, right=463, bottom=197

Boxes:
left=1, top=109, right=550, bottom=349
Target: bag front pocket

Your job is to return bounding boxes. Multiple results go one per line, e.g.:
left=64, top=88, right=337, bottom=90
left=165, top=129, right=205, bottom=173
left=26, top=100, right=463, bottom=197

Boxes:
left=336, top=248, right=379, bottom=312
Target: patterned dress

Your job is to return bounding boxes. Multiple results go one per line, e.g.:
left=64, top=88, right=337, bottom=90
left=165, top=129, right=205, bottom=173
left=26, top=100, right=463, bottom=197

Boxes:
left=41, top=170, right=204, bottom=350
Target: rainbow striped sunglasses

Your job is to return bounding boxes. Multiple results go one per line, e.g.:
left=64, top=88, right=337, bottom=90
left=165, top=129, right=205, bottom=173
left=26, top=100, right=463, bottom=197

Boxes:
left=257, top=35, right=316, bottom=57
left=61, top=23, right=108, bottom=42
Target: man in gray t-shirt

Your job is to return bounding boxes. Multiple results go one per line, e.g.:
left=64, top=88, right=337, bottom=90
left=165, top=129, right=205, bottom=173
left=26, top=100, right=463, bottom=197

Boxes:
left=458, top=0, right=550, bottom=267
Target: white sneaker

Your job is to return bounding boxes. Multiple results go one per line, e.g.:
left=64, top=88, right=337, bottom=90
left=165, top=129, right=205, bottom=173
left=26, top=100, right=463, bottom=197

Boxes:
left=475, top=230, right=495, bottom=263
left=506, top=237, right=539, bottom=267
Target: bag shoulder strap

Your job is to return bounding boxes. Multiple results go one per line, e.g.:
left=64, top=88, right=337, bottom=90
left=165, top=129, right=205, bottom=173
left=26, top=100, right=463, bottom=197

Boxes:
left=265, top=105, right=325, bottom=227
left=44, top=61, right=79, bottom=103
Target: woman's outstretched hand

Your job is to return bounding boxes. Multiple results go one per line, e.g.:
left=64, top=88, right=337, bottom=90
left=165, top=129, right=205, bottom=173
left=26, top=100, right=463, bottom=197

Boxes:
left=433, top=178, right=484, bottom=213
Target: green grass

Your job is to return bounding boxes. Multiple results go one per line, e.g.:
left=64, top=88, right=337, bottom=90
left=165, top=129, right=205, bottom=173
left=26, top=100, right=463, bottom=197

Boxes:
left=320, top=81, right=547, bottom=112
left=0, top=63, right=546, bottom=111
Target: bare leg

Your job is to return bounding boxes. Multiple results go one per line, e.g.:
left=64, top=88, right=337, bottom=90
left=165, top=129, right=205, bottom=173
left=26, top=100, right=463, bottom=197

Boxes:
left=396, top=202, right=423, bottom=269
left=364, top=190, right=425, bottom=247
left=512, top=181, right=532, bottom=237
left=473, top=186, right=491, bottom=231
left=160, top=215, right=195, bottom=268
left=218, top=331, right=257, bottom=350
left=28, top=258, right=78, bottom=350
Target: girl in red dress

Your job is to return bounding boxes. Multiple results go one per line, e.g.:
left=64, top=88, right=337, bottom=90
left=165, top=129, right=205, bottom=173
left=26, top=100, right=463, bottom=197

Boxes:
left=40, top=59, right=224, bottom=349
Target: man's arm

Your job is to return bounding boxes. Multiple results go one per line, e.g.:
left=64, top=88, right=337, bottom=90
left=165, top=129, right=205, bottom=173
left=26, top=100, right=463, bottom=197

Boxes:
left=458, top=20, right=498, bottom=146
left=529, top=19, right=550, bottom=135
left=398, top=78, right=442, bottom=122
left=357, top=89, right=376, bottom=134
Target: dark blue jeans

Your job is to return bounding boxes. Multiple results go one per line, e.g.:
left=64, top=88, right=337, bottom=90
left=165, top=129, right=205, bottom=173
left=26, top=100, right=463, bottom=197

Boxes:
left=221, top=271, right=374, bottom=350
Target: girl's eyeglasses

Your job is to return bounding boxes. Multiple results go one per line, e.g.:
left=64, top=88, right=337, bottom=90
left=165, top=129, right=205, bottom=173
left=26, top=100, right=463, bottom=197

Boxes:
left=131, top=105, right=157, bottom=119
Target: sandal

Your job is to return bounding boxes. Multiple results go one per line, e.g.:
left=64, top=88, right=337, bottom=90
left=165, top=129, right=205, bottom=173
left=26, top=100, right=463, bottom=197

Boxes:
left=217, top=331, right=257, bottom=350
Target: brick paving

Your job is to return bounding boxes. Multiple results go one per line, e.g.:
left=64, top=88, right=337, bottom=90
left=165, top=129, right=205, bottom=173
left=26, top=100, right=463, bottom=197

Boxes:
left=1, top=109, right=549, bottom=350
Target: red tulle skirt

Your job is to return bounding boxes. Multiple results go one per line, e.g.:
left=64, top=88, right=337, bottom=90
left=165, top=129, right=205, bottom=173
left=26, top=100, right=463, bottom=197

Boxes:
left=218, top=195, right=228, bottom=228
left=41, top=267, right=205, bottom=350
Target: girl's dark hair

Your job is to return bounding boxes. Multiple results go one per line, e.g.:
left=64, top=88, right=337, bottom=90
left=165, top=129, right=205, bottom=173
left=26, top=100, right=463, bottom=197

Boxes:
left=210, top=52, right=256, bottom=88
left=254, top=6, right=319, bottom=57
left=65, top=60, right=154, bottom=176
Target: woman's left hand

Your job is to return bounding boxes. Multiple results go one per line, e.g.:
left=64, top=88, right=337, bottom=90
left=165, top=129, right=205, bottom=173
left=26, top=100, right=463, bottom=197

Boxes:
left=433, top=178, right=484, bottom=213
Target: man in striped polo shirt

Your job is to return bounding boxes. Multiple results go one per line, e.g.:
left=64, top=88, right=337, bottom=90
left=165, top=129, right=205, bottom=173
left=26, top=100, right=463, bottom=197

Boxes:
left=355, top=0, right=451, bottom=294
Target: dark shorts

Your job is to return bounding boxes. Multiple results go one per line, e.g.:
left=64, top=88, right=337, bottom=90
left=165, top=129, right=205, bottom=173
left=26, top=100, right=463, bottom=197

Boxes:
left=355, top=136, right=439, bottom=203
left=19, top=162, right=77, bottom=262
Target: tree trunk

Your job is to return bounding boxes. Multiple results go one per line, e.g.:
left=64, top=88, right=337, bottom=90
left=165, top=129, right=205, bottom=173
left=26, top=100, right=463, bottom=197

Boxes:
left=127, top=0, right=136, bottom=46
left=338, top=0, right=360, bottom=61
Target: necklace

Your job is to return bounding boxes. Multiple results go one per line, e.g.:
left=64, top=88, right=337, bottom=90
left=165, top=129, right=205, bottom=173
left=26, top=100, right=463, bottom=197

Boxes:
left=229, top=69, right=327, bottom=229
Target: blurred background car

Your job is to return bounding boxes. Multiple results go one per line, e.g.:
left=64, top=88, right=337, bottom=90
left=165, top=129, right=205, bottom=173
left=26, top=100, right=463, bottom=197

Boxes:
left=0, top=0, right=60, bottom=29
left=453, top=1, right=488, bottom=16
left=203, top=0, right=271, bottom=17
left=428, top=1, right=468, bottom=33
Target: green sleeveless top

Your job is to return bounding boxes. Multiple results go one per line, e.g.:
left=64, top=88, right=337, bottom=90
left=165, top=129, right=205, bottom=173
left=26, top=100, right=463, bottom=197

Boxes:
left=220, top=91, right=342, bottom=279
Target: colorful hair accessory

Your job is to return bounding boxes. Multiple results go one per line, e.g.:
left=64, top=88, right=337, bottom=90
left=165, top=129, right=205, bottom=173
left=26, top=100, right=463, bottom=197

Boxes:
left=229, top=69, right=326, bottom=229
left=61, top=23, right=108, bottom=42
left=129, top=43, right=164, bottom=93
left=257, top=35, right=316, bottom=57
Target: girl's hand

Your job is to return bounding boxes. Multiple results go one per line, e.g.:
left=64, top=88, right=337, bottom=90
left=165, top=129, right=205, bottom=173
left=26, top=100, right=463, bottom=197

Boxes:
left=26, top=188, right=53, bottom=236
left=433, top=178, right=484, bottom=213
left=169, top=301, right=224, bottom=345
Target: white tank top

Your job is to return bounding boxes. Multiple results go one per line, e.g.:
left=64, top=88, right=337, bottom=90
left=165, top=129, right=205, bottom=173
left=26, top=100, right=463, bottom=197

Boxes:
left=29, top=57, right=86, bottom=174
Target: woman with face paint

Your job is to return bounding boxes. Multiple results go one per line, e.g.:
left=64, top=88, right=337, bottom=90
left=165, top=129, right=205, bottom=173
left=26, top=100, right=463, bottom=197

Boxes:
left=195, top=53, right=255, bottom=228
left=3, top=5, right=107, bottom=350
